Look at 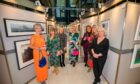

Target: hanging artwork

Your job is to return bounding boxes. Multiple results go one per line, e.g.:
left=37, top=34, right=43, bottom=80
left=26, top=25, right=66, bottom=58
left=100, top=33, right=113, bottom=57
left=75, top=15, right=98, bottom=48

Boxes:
left=130, top=44, right=140, bottom=68
left=14, top=40, right=33, bottom=70
left=4, top=18, right=46, bottom=37
left=101, top=20, right=110, bottom=38
left=134, top=15, right=140, bottom=40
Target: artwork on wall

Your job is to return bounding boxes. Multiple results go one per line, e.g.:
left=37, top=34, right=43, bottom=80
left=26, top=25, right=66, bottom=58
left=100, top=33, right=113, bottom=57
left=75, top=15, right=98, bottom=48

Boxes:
left=134, top=15, right=140, bottom=40
left=14, top=40, right=33, bottom=70
left=4, top=18, right=46, bottom=37
left=101, top=20, right=110, bottom=38
left=130, top=44, right=140, bottom=68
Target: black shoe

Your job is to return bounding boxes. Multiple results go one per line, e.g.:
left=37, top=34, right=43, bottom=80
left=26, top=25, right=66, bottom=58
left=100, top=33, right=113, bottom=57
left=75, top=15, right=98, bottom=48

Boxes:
left=60, top=63, right=63, bottom=67
left=93, top=81, right=97, bottom=84
left=84, top=63, right=88, bottom=67
left=72, top=62, right=76, bottom=67
left=62, top=63, right=65, bottom=67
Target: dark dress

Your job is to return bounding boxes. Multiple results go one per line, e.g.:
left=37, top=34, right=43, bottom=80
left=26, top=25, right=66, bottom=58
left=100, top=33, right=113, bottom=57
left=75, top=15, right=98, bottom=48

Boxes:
left=81, top=33, right=93, bottom=64
left=91, top=38, right=109, bottom=83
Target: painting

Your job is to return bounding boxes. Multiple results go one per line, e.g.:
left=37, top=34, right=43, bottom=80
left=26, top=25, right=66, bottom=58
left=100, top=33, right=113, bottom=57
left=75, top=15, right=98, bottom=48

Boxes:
left=134, top=15, right=140, bottom=40
left=130, top=44, right=140, bottom=68
left=4, top=18, right=46, bottom=37
left=14, top=40, right=33, bottom=70
left=101, top=20, right=110, bottom=38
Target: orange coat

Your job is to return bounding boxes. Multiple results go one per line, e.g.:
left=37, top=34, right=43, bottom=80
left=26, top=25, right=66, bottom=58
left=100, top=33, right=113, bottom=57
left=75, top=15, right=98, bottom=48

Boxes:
left=31, top=34, right=48, bottom=82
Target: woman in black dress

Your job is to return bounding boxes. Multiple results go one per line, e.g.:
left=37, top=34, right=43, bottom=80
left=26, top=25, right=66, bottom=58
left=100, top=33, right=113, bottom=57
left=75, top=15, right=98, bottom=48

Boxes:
left=91, top=27, right=109, bottom=84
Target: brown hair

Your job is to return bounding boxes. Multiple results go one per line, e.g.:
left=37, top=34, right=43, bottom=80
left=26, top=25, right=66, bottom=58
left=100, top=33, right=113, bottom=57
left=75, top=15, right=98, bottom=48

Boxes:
left=86, top=25, right=92, bottom=33
left=49, top=28, right=56, bottom=36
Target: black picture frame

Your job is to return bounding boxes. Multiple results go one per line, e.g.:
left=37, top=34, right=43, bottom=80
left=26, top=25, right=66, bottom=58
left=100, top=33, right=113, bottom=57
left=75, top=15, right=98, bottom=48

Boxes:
left=4, top=18, right=46, bottom=37
left=14, top=39, right=33, bottom=70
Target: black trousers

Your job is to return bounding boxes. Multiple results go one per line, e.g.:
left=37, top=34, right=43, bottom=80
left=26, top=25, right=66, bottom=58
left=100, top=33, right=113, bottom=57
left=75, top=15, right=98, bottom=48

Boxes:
left=93, top=57, right=107, bottom=82
left=59, top=53, right=65, bottom=64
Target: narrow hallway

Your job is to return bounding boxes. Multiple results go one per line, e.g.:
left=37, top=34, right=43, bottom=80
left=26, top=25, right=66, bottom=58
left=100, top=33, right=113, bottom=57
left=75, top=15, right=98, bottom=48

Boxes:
left=28, top=63, right=108, bottom=84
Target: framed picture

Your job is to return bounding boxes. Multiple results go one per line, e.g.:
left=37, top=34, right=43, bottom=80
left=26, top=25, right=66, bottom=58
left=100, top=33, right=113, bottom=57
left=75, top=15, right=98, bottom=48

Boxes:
left=101, top=20, right=110, bottom=38
left=130, top=44, right=140, bottom=68
left=47, top=25, right=53, bottom=34
left=14, top=40, right=33, bottom=70
left=4, top=18, right=46, bottom=37
left=134, top=15, right=140, bottom=40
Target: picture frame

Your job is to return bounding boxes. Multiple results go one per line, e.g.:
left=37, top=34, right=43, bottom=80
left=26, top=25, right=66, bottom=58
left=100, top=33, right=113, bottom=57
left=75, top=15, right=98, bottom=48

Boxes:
left=14, top=40, right=33, bottom=70
left=4, top=18, right=46, bottom=37
left=130, top=44, right=140, bottom=68
left=134, top=15, right=140, bottom=40
left=101, top=19, right=110, bottom=38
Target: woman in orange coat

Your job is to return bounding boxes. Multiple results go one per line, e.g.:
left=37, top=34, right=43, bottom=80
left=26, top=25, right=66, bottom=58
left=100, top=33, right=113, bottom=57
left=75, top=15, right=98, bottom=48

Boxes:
left=30, top=23, right=48, bottom=84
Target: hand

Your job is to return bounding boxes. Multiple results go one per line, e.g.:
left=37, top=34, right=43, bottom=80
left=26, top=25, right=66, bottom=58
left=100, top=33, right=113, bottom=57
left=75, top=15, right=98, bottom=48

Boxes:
left=76, top=42, right=79, bottom=45
left=97, top=53, right=103, bottom=57
left=56, top=51, right=61, bottom=56
left=40, top=46, right=46, bottom=50
left=83, top=37, right=87, bottom=40
left=93, top=53, right=99, bottom=59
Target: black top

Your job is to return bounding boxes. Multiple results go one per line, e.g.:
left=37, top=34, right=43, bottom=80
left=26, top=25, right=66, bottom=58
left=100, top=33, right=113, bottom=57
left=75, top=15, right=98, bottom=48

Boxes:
left=91, top=38, right=109, bottom=58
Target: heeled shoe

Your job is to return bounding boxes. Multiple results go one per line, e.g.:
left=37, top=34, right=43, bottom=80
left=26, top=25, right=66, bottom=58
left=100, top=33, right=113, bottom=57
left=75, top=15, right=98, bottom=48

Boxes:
left=62, top=63, right=65, bottom=67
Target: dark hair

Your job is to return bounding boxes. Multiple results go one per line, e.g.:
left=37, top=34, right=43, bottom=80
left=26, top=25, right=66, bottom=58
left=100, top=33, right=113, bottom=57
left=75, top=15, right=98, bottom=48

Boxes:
left=33, top=23, right=43, bottom=30
left=86, top=25, right=92, bottom=33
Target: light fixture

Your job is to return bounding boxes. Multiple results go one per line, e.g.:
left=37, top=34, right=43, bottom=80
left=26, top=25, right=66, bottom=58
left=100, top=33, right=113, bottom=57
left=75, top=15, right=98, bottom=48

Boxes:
left=35, top=0, right=42, bottom=6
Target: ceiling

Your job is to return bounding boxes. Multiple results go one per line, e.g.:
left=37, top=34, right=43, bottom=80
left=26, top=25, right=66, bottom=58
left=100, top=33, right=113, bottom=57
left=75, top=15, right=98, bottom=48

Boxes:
left=29, top=0, right=111, bottom=25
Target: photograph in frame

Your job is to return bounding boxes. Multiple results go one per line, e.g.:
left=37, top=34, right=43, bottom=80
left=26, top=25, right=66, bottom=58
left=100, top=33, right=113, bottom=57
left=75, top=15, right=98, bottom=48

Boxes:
left=101, top=20, right=110, bottom=38
left=134, top=15, right=140, bottom=40
left=4, top=18, right=46, bottom=37
left=14, top=40, right=33, bottom=70
left=130, top=44, right=140, bottom=68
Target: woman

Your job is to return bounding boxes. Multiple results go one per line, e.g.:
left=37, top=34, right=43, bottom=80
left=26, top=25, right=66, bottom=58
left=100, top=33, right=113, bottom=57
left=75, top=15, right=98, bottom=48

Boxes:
left=91, top=27, right=109, bottom=84
left=46, top=28, right=61, bottom=75
left=92, top=25, right=98, bottom=38
left=81, top=25, right=93, bottom=67
left=30, top=23, right=48, bottom=84
left=68, top=26, right=79, bottom=67
left=58, top=27, right=67, bottom=67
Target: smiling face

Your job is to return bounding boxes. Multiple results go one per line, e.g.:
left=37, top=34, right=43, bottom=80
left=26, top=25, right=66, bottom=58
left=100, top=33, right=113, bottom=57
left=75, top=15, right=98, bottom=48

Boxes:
left=34, top=25, right=42, bottom=34
left=86, top=26, right=92, bottom=33
left=71, top=26, right=76, bottom=33
left=98, top=28, right=106, bottom=37
left=59, top=28, right=64, bottom=34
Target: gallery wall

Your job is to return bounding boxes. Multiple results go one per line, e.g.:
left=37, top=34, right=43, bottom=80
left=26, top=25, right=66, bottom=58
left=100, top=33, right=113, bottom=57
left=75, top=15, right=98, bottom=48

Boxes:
left=117, top=2, right=140, bottom=84
left=0, top=3, right=46, bottom=84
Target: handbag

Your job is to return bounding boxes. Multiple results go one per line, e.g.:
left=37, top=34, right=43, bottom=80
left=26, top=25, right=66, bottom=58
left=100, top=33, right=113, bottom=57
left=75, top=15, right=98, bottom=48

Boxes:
left=87, top=58, right=94, bottom=68
left=72, top=48, right=79, bottom=56
left=38, top=49, right=47, bottom=68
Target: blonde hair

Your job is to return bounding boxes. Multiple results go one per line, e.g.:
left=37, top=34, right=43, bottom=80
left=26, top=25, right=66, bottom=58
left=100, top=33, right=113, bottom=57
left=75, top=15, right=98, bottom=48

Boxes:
left=33, top=23, right=43, bottom=30
left=58, top=27, right=64, bottom=33
left=98, top=27, right=107, bottom=36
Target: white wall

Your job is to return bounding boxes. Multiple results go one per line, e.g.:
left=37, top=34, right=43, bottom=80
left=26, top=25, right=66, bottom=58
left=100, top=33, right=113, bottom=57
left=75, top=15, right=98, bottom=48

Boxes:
left=117, top=53, right=140, bottom=84
left=0, top=54, right=11, bottom=84
left=122, top=2, right=140, bottom=50
left=99, top=3, right=126, bottom=50
left=116, top=2, right=140, bottom=84
left=0, top=4, right=46, bottom=84
left=102, top=50, right=119, bottom=84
